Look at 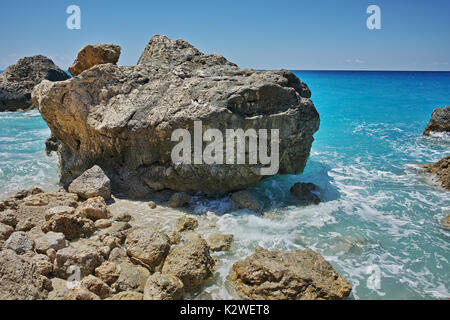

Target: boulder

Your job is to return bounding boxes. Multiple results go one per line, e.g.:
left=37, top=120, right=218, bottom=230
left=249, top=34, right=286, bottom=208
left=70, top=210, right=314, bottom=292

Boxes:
left=53, top=244, right=104, bottom=278
left=81, top=275, right=113, bottom=299
left=34, top=231, right=67, bottom=253
left=207, top=234, right=233, bottom=252
left=143, top=272, right=184, bottom=300
left=95, top=261, right=121, bottom=285
left=0, top=249, right=51, bottom=300
left=175, top=216, right=199, bottom=232
left=290, top=182, right=321, bottom=205
left=229, top=247, right=352, bottom=300
left=42, top=211, right=96, bottom=240
left=423, top=106, right=450, bottom=136
left=32, top=35, right=320, bottom=198
left=69, top=44, right=121, bottom=77
left=68, top=165, right=111, bottom=200
left=113, top=261, right=150, bottom=293
left=442, top=214, right=450, bottom=230
left=169, top=192, right=191, bottom=208
left=77, top=196, right=112, bottom=220
left=0, top=55, right=69, bottom=111
left=107, top=291, right=143, bottom=300
left=0, top=223, right=14, bottom=241
left=5, top=231, right=34, bottom=254
left=231, top=190, right=263, bottom=213
left=124, top=228, right=171, bottom=268
left=162, top=237, right=216, bottom=290
left=422, top=155, right=450, bottom=190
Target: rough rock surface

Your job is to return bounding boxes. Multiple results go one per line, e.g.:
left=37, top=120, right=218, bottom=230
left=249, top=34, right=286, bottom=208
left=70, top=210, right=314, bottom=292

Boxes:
left=34, top=231, right=67, bottom=253
left=108, top=291, right=143, bottom=300
left=63, top=287, right=101, bottom=300
left=162, top=237, right=216, bottom=290
left=77, top=196, right=112, bottom=220
left=207, top=234, right=233, bottom=252
left=68, top=165, right=111, bottom=200
left=229, top=247, right=352, bottom=300
left=0, top=55, right=69, bottom=111
left=124, top=228, right=170, bottom=268
left=69, top=44, right=121, bottom=77
left=95, top=261, right=121, bottom=285
left=422, top=155, right=450, bottom=190
left=113, top=261, right=150, bottom=293
left=42, top=211, right=96, bottom=240
left=81, top=275, right=113, bottom=299
left=231, top=190, right=263, bottom=213
left=143, top=272, right=184, bottom=300
left=175, top=216, right=199, bottom=232
left=53, top=244, right=104, bottom=278
left=32, top=35, right=320, bottom=198
left=0, top=223, right=14, bottom=241
left=423, top=106, right=450, bottom=136
left=290, top=182, right=321, bottom=205
left=5, top=231, right=34, bottom=254
left=0, top=249, right=51, bottom=300
left=442, top=214, right=450, bottom=230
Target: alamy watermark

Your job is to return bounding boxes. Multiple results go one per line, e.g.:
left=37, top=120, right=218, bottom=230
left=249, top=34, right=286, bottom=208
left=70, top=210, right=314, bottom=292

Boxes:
left=367, top=5, right=381, bottom=30
left=66, top=5, right=81, bottom=30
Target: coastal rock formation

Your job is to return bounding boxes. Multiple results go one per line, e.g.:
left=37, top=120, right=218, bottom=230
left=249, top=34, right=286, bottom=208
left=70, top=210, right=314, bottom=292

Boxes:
left=229, top=247, right=352, bottom=300
left=68, top=44, right=121, bottom=77
left=32, top=35, right=320, bottom=198
left=422, top=155, right=450, bottom=190
left=290, top=182, right=321, bottom=205
left=0, top=55, right=69, bottom=111
left=423, top=106, right=450, bottom=136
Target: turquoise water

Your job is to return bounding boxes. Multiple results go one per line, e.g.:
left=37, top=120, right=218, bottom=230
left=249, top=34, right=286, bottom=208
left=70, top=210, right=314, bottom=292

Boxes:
left=0, top=71, right=449, bottom=299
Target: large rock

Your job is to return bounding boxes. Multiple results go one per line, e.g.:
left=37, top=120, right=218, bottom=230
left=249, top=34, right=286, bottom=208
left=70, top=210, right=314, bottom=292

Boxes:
left=69, top=44, right=121, bottom=77
left=143, top=272, right=184, bottom=300
left=32, top=35, right=320, bottom=198
left=68, top=165, right=111, bottom=200
left=229, top=247, right=352, bottom=300
left=42, top=211, right=96, bottom=240
left=113, top=261, right=150, bottom=293
left=0, top=55, right=69, bottom=111
left=0, top=249, right=51, bottom=300
left=422, top=155, right=450, bottom=190
left=423, top=106, right=450, bottom=136
left=162, top=237, right=216, bottom=290
left=53, top=244, right=104, bottom=278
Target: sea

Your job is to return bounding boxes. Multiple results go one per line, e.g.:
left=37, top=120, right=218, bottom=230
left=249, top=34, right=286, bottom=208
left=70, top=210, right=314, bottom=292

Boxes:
left=0, top=70, right=449, bottom=300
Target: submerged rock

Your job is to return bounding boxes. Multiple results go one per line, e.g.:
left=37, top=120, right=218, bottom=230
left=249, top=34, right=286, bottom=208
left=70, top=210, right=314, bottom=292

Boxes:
left=229, top=247, right=352, bottom=300
left=422, top=155, right=450, bottom=190
left=231, top=190, right=263, bottom=213
left=68, top=165, right=111, bottom=200
left=423, top=106, right=449, bottom=136
left=0, top=55, right=69, bottom=111
left=290, top=182, right=321, bottom=205
left=32, top=35, right=320, bottom=198
left=68, top=44, right=121, bottom=77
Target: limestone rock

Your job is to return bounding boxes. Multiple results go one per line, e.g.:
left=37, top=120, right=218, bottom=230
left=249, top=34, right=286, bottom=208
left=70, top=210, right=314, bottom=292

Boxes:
left=95, top=261, right=120, bottom=285
left=290, top=182, right=321, bottom=205
left=124, top=228, right=170, bottom=268
left=77, top=196, right=112, bottom=220
left=0, top=209, right=18, bottom=227
left=54, top=244, right=104, bottom=278
left=32, top=254, right=53, bottom=276
left=32, top=35, right=320, bottom=198
left=69, top=44, right=121, bottom=77
left=175, top=216, right=199, bottom=232
left=231, top=190, right=263, bottom=213
left=113, top=261, right=150, bottom=293
left=68, top=165, right=111, bottom=200
left=42, top=211, right=96, bottom=240
left=442, top=215, right=450, bottom=230
left=81, top=275, right=113, bottom=299
left=34, top=231, right=67, bottom=254
left=165, top=230, right=182, bottom=245
left=207, top=234, right=234, bottom=252
left=0, top=55, right=69, bottom=111
left=5, top=231, right=34, bottom=254
left=0, top=223, right=14, bottom=241
left=95, top=219, right=112, bottom=229
left=423, top=106, right=450, bottom=136
left=229, top=247, right=352, bottom=300
left=162, top=237, right=216, bottom=290
left=422, top=155, right=450, bottom=190
left=143, top=272, right=184, bottom=300
left=63, top=287, right=101, bottom=300
left=107, top=291, right=143, bottom=300
left=16, top=217, right=35, bottom=231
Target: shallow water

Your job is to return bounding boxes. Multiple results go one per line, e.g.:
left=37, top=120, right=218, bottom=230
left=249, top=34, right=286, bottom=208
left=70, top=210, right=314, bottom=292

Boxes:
left=0, top=71, right=449, bottom=299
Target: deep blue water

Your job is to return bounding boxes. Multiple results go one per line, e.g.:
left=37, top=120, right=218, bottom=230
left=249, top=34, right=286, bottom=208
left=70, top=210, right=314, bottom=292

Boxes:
left=0, top=70, right=449, bottom=299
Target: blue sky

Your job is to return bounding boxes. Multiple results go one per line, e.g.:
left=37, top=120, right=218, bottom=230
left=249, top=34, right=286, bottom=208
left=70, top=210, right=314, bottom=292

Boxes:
left=1, top=0, right=449, bottom=71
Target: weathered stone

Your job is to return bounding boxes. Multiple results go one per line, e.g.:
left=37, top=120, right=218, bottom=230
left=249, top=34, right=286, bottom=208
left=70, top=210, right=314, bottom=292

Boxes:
left=229, top=247, right=352, bottom=300
left=113, top=212, right=132, bottom=222
left=46, top=248, right=57, bottom=262
left=442, top=214, right=450, bottom=230
left=165, top=230, right=182, bottom=245
left=63, top=287, right=101, bottom=300
left=95, top=219, right=112, bottom=229
left=54, top=244, right=104, bottom=278
left=290, top=182, right=321, bottom=205
left=16, top=218, right=35, bottom=232
left=422, top=156, right=450, bottom=190
left=81, top=275, right=113, bottom=299
left=77, top=196, right=111, bottom=220
left=108, top=247, right=129, bottom=263
left=0, top=55, right=69, bottom=111
left=231, top=190, right=263, bottom=213
left=32, top=35, right=319, bottom=198
left=5, top=231, right=34, bottom=254
left=68, top=165, right=111, bottom=200
left=143, top=272, right=184, bottom=300
left=162, top=237, right=216, bottom=290
left=124, top=228, right=170, bottom=268
left=69, top=44, right=121, bottom=77
left=0, top=223, right=14, bottom=241
left=113, top=261, right=150, bottom=293
left=107, top=291, right=143, bottom=300
left=175, top=216, right=198, bottom=232
left=0, top=249, right=51, bottom=300
left=48, top=278, right=68, bottom=300
left=42, top=212, right=95, bottom=240
left=34, top=231, right=67, bottom=253
left=207, top=234, right=234, bottom=252
left=0, top=209, right=18, bottom=227
left=423, top=106, right=450, bottom=136
left=169, top=192, right=191, bottom=208
left=95, top=261, right=121, bottom=285
left=32, top=254, right=53, bottom=276
left=45, top=205, right=76, bottom=220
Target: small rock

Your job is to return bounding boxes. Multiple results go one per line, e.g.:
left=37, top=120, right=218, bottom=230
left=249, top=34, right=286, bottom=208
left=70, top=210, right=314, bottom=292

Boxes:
left=207, top=234, right=234, bottom=252
left=63, top=287, right=101, bottom=300
left=48, top=278, right=68, bottom=300
left=231, top=190, right=263, bottom=213
left=77, top=196, right=112, bottom=221
left=0, top=223, right=14, bottom=241
left=169, top=192, right=191, bottom=208
left=114, top=212, right=132, bottom=222
left=15, top=218, right=35, bottom=232
left=165, top=231, right=182, bottom=245
left=113, top=261, right=150, bottom=293
left=32, top=254, right=53, bottom=276
left=95, top=261, right=120, bottom=285
left=175, top=216, right=199, bottom=232
left=68, top=165, right=111, bottom=200
left=54, top=244, right=104, bottom=278
left=5, top=231, right=34, bottom=254
left=108, top=247, right=129, bottom=263
left=45, top=206, right=76, bottom=221
left=46, top=248, right=57, bottom=262
left=81, top=275, right=113, bottom=299
left=143, top=272, right=184, bottom=300
left=102, top=235, right=121, bottom=249
left=69, top=44, right=121, bottom=77
left=148, top=201, right=157, bottom=209
left=35, top=231, right=67, bottom=253
left=0, top=209, right=18, bottom=227
left=290, top=182, right=321, bottom=205
left=442, top=215, right=450, bottom=230
left=95, top=219, right=112, bottom=229
left=107, top=291, right=143, bottom=300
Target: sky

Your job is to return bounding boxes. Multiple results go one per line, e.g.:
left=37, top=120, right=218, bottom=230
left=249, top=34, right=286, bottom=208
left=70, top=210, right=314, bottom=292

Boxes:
left=0, top=0, right=449, bottom=71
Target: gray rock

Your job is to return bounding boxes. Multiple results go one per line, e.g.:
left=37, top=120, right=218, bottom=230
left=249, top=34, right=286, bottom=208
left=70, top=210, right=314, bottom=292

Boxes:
left=68, top=165, right=111, bottom=200
left=69, top=44, right=121, bottom=77
left=231, top=190, right=263, bottom=213
left=0, top=55, right=69, bottom=111
left=34, top=231, right=67, bottom=253
left=423, top=106, right=450, bottom=136
left=5, top=231, right=34, bottom=254
left=32, top=35, right=320, bottom=198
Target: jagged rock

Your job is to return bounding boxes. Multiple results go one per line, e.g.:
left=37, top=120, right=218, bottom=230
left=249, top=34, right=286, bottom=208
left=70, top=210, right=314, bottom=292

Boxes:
left=108, top=247, right=129, bottom=263
left=175, top=216, right=198, bottom=232
left=32, top=35, right=320, bottom=198
left=68, top=165, right=111, bottom=200
left=63, top=287, right=101, bottom=300
left=53, top=244, right=104, bottom=278
left=165, top=231, right=182, bottom=245
left=34, top=231, right=67, bottom=253
left=423, top=106, right=450, bottom=136
left=42, top=211, right=96, bottom=240
left=95, top=219, right=112, bottom=229
left=442, top=215, right=450, bottom=230
left=45, top=205, right=76, bottom=220
left=113, top=261, right=150, bottom=293
left=107, top=291, right=143, bottom=300
left=46, top=248, right=57, bottom=262
left=0, top=223, right=14, bottom=241
left=81, top=275, right=113, bottom=299
left=422, top=156, right=450, bottom=190
left=16, top=217, right=35, bottom=231
left=0, top=249, right=51, bottom=300
left=77, top=196, right=112, bottom=221
left=162, top=237, right=216, bottom=290
left=290, top=182, right=321, bottom=205
left=45, top=135, right=60, bottom=155
left=169, top=192, right=191, bottom=208
left=32, top=254, right=53, bottom=276
left=229, top=247, right=352, bottom=300
left=143, top=272, right=184, bottom=300
left=0, top=55, right=69, bottom=111
left=207, top=234, right=233, bottom=252
left=231, top=190, right=263, bottom=213
left=124, top=228, right=170, bottom=268
left=5, top=231, right=34, bottom=254
left=69, top=44, right=121, bottom=77
left=95, top=261, right=120, bottom=285
left=0, top=209, right=18, bottom=227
